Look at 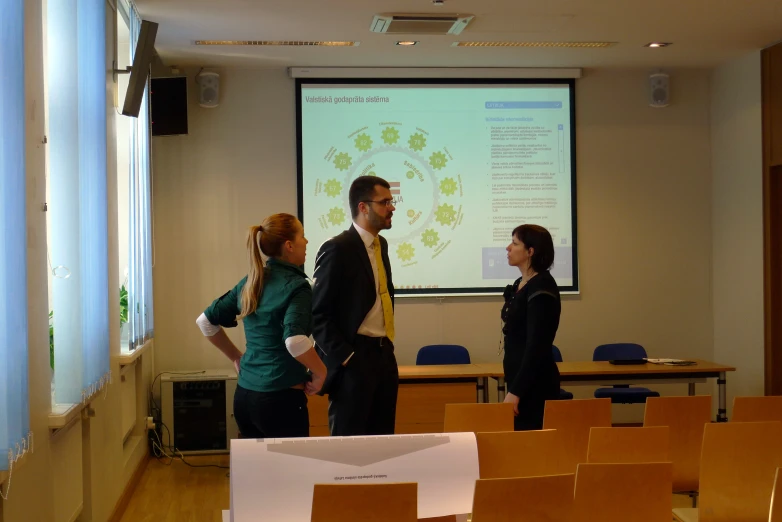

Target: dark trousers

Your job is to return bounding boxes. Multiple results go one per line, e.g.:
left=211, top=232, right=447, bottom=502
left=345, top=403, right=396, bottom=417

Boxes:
left=233, top=385, right=309, bottom=439
left=514, top=397, right=547, bottom=431
left=328, top=336, right=399, bottom=436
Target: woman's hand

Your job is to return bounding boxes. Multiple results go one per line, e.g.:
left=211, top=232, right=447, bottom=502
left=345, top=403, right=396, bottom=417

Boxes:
left=233, top=356, right=241, bottom=375
left=504, top=392, right=520, bottom=416
left=306, top=370, right=326, bottom=396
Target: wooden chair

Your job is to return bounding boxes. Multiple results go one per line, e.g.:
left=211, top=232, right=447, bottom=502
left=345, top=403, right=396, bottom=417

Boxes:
left=586, top=426, right=669, bottom=464
left=732, top=396, right=782, bottom=423
left=672, top=421, right=782, bottom=522
left=476, top=429, right=566, bottom=478
left=311, top=483, right=417, bottom=522
left=443, top=403, right=514, bottom=433
left=471, top=473, right=575, bottom=522
left=572, top=462, right=672, bottom=522
left=643, top=395, right=711, bottom=493
left=542, top=398, right=612, bottom=473
left=770, top=467, right=782, bottom=522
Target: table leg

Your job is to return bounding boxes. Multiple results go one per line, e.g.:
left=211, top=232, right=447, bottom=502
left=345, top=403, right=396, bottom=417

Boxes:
left=688, top=383, right=696, bottom=396
left=497, top=377, right=506, bottom=403
left=477, top=377, right=488, bottom=403
left=717, top=371, right=727, bottom=422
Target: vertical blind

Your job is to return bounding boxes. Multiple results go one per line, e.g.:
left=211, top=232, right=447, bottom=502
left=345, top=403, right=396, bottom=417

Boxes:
left=0, top=0, right=31, bottom=480
left=128, top=3, right=154, bottom=350
left=48, top=0, right=111, bottom=405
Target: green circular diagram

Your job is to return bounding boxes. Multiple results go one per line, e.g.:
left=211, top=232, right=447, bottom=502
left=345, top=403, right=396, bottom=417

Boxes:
left=315, top=125, right=464, bottom=266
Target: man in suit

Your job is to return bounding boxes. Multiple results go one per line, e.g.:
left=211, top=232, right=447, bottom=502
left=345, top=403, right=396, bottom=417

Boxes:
left=312, top=175, right=398, bottom=436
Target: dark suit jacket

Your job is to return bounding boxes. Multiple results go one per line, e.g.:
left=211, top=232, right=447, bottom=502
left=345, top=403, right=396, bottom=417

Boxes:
left=311, top=224, right=394, bottom=395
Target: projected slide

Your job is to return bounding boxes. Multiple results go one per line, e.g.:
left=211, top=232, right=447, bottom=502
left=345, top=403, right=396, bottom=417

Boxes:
left=297, top=81, right=577, bottom=294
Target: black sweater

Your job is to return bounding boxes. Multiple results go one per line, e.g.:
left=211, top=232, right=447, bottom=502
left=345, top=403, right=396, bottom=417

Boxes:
left=501, top=270, right=561, bottom=400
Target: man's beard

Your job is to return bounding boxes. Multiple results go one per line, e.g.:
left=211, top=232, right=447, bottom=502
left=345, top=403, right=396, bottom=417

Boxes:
left=369, top=208, right=392, bottom=230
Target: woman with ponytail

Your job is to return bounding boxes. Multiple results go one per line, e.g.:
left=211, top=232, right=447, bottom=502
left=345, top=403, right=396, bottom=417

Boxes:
left=195, top=213, right=326, bottom=438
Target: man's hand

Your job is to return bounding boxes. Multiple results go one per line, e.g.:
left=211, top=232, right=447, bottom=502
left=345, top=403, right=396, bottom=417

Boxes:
left=306, top=371, right=326, bottom=396
left=504, top=392, right=520, bottom=416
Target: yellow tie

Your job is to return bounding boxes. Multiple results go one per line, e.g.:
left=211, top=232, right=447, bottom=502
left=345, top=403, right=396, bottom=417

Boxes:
left=373, top=237, right=395, bottom=342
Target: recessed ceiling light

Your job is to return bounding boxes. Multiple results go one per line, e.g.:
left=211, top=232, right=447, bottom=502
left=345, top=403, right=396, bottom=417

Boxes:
left=194, top=40, right=360, bottom=47
left=645, top=42, right=672, bottom=48
left=453, top=41, right=616, bottom=48
left=396, top=41, right=418, bottom=46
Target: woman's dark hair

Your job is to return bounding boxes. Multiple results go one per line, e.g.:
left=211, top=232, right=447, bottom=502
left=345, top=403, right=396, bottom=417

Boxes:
left=512, top=224, right=555, bottom=272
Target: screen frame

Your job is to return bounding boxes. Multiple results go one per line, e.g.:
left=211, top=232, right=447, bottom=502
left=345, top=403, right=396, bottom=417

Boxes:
left=295, top=77, right=579, bottom=296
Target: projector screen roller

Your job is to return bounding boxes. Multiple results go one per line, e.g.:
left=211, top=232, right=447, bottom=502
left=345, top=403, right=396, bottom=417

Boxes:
left=296, top=79, right=578, bottom=296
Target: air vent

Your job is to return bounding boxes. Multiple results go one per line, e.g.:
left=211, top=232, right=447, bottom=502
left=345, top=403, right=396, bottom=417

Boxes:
left=371, top=13, right=474, bottom=35
left=194, top=41, right=360, bottom=47
left=452, top=41, right=616, bottom=48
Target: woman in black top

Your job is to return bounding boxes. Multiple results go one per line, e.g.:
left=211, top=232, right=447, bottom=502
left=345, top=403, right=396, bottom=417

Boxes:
left=501, top=224, right=561, bottom=431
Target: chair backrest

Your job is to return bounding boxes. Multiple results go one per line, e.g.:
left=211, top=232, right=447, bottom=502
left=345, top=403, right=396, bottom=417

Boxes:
left=543, top=398, right=612, bottom=473
left=443, top=403, right=514, bottom=433
left=586, top=426, right=669, bottom=464
left=416, top=345, right=471, bottom=365
left=476, top=430, right=566, bottom=478
left=698, top=421, right=782, bottom=522
left=311, top=483, right=417, bottom=522
left=643, top=395, right=711, bottom=492
left=592, top=343, right=647, bottom=361
left=472, top=474, right=575, bottom=522
left=732, top=396, right=782, bottom=423
left=572, top=462, right=672, bottom=522
left=769, top=468, right=782, bottom=522
left=552, top=344, right=563, bottom=362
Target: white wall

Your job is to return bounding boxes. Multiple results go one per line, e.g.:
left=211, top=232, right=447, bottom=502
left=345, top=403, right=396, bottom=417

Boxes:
left=151, top=67, right=716, bottom=419
left=710, top=52, right=765, bottom=414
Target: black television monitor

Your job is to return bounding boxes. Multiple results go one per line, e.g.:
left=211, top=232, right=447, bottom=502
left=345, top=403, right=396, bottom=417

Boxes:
left=122, top=20, right=158, bottom=118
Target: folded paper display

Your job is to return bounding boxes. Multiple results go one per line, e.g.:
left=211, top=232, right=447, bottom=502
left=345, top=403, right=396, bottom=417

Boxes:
left=644, top=358, right=697, bottom=366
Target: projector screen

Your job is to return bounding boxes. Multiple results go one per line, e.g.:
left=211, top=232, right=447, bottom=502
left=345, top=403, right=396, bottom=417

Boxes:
left=296, top=79, right=578, bottom=296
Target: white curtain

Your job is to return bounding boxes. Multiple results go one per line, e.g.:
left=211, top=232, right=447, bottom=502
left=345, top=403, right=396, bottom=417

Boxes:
left=128, top=3, right=154, bottom=349
left=48, top=0, right=111, bottom=405
left=0, top=0, right=31, bottom=477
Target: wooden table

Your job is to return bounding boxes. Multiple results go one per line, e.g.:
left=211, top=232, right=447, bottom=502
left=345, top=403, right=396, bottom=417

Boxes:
left=308, top=365, right=493, bottom=436
left=307, top=359, right=736, bottom=434
left=474, top=359, right=736, bottom=422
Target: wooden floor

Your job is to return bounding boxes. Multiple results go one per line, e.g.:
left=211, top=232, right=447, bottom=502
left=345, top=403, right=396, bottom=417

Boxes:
left=119, top=455, right=230, bottom=522
left=119, top=453, right=695, bottom=521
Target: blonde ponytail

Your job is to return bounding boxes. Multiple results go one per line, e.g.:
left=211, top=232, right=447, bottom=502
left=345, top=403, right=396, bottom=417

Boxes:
left=239, top=225, right=265, bottom=318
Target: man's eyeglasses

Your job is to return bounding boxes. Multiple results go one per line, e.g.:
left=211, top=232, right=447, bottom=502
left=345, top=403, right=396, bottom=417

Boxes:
left=362, top=198, right=396, bottom=208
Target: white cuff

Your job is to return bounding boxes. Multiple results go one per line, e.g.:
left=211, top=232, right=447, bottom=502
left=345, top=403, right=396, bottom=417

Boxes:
left=196, top=313, right=221, bottom=337
left=285, top=335, right=313, bottom=357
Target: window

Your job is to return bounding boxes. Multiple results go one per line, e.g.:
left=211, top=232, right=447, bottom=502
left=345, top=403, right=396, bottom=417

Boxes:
left=126, top=2, right=154, bottom=351
left=0, top=0, right=31, bottom=480
left=117, top=1, right=132, bottom=349
left=47, top=0, right=111, bottom=406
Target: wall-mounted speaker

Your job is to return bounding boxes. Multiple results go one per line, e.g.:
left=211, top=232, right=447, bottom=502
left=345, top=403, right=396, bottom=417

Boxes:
left=649, top=72, right=670, bottom=108
left=150, top=76, right=188, bottom=136
left=197, top=71, right=220, bottom=108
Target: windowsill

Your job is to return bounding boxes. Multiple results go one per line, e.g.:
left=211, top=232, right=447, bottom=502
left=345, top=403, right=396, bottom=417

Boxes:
left=115, top=338, right=153, bottom=368
left=49, top=402, right=83, bottom=433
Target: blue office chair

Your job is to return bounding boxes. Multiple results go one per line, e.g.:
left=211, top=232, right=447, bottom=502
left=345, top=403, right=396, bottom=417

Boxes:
left=552, top=345, right=574, bottom=400
left=592, top=343, right=660, bottom=404
left=415, top=345, right=471, bottom=365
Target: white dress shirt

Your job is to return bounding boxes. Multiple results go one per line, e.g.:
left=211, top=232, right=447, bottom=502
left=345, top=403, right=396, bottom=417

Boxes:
left=353, top=222, right=388, bottom=338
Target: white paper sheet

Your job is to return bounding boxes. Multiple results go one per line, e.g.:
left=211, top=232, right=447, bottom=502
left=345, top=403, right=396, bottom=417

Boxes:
left=230, top=433, right=479, bottom=521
